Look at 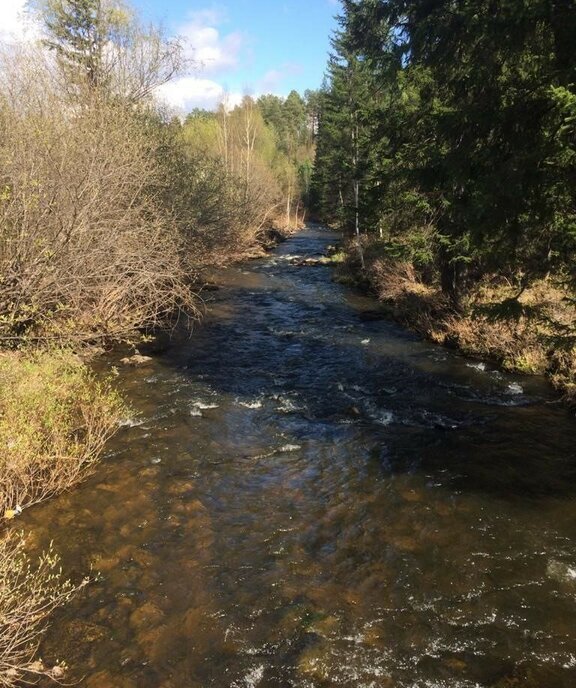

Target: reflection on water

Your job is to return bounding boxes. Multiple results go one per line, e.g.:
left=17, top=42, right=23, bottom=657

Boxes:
left=25, top=226, right=576, bottom=687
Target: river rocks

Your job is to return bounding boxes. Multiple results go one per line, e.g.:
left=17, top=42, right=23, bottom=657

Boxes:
left=386, top=533, right=421, bottom=553
left=139, top=466, right=161, bottom=479
left=136, top=623, right=171, bottom=661
left=172, top=498, right=206, bottom=516
left=92, top=554, right=120, bottom=573
left=290, top=256, right=330, bottom=267
left=399, top=487, right=424, bottom=503
left=297, top=642, right=333, bottom=682
left=67, top=619, right=108, bottom=644
left=86, top=670, right=136, bottom=688
left=357, top=565, right=393, bottom=597
left=131, top=548, right=155, bottom=568
left=182, top=606, right=206, bottom=637
left=309, top=614, right=340, bottom=638
left=444, top=657, right=468, bottom=672
left=166, top=479, right=196, bottom=496
left=433, top=501, right=454, bottom=517
left=120, top=354, right=153, bottom=367
left=130, top=602, right=165, bottom=632
left=361, top=623, right=387, bottom=649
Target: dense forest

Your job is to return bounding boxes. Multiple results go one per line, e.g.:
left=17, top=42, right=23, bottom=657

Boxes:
left=312, top=0, right=576, bottom=397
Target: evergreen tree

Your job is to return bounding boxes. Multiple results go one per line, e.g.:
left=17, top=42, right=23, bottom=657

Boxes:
left=43, top=0, right=112, bottom=89
left=314, top=0, right=576, bottom=303
left=311, top=13, right=376, bottom=240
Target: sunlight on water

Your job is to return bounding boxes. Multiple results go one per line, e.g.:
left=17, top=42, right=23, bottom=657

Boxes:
left=20, top=227, right=576, bottom=688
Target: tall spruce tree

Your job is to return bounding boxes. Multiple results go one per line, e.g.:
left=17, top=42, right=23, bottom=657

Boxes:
left=314, top=0, right=576, bottom=303
left=43, top=0, right=111, bottom=89
left=311, top=13, right=375, bottom=245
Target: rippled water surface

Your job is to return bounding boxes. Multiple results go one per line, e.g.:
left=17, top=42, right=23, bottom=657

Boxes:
left=27, top=227, right=576, bottom=687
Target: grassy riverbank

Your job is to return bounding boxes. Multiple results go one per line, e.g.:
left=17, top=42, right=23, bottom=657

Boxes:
left=333, top=238, right=576, bottom=404
left=0, top=350, right=127, bottom=685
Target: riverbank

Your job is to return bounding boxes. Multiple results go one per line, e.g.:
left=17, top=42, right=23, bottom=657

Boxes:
left=331, top=238, right=576, bottom=405
left=0, top=349, right=127, bottom=686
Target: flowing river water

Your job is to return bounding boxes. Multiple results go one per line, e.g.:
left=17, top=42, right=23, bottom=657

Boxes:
left=25, top=226, right=576, bottom=687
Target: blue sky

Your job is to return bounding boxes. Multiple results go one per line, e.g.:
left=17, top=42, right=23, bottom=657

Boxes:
left=0, top=0, right=340, bottom=112
left=135, top=0, right=341, bottom=110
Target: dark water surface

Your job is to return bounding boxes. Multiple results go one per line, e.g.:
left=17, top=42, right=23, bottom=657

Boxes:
left=27, top=227, right=576, bottom=687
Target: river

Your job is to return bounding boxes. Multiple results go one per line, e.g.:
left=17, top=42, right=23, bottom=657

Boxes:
left=27, top=226, right=576, bottom=687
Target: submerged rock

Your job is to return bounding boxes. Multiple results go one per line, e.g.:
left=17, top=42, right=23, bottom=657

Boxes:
left=86, top=670, right=136, bottom=688
left=130, top=602, right=165, bottom=632
left=120, top=354, right=153, bottom=367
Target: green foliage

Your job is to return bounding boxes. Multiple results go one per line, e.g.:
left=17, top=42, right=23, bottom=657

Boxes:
left=0, top=349, right=126, bottom=513
left=42, top=0, right=121, bottom=88
left=257, top=91, right=316, bottom=209
left=312, top=0, right=576, bottom=304
left=38, top=0, right=182, bottom=102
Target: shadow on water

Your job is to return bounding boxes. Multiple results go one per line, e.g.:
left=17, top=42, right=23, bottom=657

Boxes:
left=161, top=236, right=576, bottom=502
left=24, top=226, right=576, bottom=688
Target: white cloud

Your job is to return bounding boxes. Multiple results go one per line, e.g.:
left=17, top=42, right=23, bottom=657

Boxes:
left=256, top=63, right=303, bottom=94
left=156, top=59, right=304, bottom=113
left=155, top=76, right=243, bottom=112
left=0, top=0, right=40, bottom=43
left=154, top=8, right=247, bottom=112
left=178, top=10, right=244, bottom=75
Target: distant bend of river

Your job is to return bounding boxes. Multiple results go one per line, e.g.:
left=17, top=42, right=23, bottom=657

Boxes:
left=28, top=225, right=576, bottom=688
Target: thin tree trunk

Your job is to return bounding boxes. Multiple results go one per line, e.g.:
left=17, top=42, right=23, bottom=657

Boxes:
left=286, top=187, right=292, bottom=229
left=354, top=179, right=365, bottom=270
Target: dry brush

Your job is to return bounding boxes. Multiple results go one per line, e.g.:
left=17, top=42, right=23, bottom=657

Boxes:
left=0, top=46, right=198, bottom=345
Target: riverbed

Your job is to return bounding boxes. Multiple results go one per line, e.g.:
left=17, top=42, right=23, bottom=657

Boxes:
left=27, top=226, right=576, bottom=687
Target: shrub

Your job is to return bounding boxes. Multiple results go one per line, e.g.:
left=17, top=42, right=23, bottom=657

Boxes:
left=0, top=531, right=86, bottom=687
left=0, top=350, right=126, bottom=515
left=0, top=45, right=198, bottom=345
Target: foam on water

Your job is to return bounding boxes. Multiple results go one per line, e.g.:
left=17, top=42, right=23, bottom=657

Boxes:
left=238, top=399, right=264, bottom=409
left=232, top=665, right=265, bottom=687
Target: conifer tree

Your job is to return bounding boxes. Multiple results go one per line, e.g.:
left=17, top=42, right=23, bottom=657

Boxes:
left=43, top=0, right=110, bottom=89
left=314, top=0, right=576, bottom=302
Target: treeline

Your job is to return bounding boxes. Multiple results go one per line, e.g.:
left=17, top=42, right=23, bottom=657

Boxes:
left=313, top=0, right=576, bottom=395
left=177, top=89, right=318, bottom=263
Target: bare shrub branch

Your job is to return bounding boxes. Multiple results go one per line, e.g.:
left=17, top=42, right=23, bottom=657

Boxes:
left=0, top=532, right=87, bottom=687
left=0, top=45, right=198, bottom=344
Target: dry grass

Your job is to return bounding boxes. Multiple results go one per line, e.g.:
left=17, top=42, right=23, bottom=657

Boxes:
left=361, top=249, right=576, bottom=401
left=0, top=350, right=126, bottom=516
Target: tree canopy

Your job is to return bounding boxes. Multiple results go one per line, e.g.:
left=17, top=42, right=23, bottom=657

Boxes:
left=312, top=0, right=576, bottom=303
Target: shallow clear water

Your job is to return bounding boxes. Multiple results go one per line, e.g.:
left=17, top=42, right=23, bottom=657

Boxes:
left=25, top=226, right=576, bottom=687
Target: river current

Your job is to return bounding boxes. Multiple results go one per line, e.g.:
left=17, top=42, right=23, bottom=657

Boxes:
left=28, top=226, right=576, bottom=687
